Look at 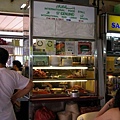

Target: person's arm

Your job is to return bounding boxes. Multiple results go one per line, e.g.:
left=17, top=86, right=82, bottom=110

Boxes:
left=95, top=98, right=114, bottom=118
left=11, top=80, right=34, bottom=103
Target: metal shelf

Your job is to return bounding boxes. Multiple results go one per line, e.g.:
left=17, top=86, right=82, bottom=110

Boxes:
left=33, top=66, right=89, bottom=69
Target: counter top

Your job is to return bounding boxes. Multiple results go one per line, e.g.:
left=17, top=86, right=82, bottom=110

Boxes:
left=30, top=96, right=104, bottom=102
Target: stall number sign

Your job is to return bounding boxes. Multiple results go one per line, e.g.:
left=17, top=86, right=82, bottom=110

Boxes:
left=108, top=15, right=120, bottom=32
left=34, top=1, right=95, bottom=23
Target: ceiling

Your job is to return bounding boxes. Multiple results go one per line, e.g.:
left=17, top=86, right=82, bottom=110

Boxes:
left=0, top=14, right=29, bottom=32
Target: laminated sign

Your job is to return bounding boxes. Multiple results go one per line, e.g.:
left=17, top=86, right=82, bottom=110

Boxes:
left=78, top=42, right=91, bottom=55
left=65, top=41, right=75, bottom=55
left=36, top=39, right=46, bottom=49
left=56, top=41, right=65, bottom=55
left=35, top=39, right=46, bottom=55
left=46, top=40, right=56, bottom=55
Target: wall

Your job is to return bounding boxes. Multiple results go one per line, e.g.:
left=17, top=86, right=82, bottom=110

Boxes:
left=0, top=0, right=28, bottom=13
left=89, top=0, right=120, bottom=13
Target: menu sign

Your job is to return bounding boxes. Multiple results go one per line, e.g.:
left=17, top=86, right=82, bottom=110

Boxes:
left=35, top=39, right=56, bottom=55
left=56, top=41, right=65, bottom=55
left=34, top=1, right=95, bottom=23
left=78, top=42, right=91, bottom=55
left=65, top=41, right=75, bottom=55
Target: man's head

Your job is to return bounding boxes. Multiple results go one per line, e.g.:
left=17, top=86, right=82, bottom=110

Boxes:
left=0, top=47, right=9, bottom=65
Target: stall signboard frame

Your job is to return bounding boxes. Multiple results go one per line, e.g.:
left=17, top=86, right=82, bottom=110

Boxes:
left=107, top=14, right=120, bottom=33
left=32, top=0, right=96, bottom=39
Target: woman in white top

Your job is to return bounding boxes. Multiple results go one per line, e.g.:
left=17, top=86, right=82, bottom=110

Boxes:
left=0, top=47, right=34, bottom=120
left=94, top=88, right=120, bottom=120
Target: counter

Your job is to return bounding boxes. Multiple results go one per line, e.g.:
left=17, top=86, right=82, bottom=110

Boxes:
left=30, top=95, right=104, bottom=102
left=29, top=95, right=103, bottom=120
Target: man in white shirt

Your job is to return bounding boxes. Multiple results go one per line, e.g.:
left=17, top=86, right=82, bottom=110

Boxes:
left=0, top=47, right=34, bottom=120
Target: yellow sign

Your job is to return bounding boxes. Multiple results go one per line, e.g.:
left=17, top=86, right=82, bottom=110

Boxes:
left=108, top=15, right=120, bottom=32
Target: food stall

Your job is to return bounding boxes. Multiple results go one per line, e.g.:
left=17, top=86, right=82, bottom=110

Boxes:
left=100, top=13, right=120, bottom=102
left=26, top=0, right=102, bottom=119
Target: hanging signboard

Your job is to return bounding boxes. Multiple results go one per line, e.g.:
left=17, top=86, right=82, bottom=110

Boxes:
left=33, top=1, right=95, bottom=39
left=34, top=1, right=95, bottom=23
left=108, top=14, right=120, bottom=33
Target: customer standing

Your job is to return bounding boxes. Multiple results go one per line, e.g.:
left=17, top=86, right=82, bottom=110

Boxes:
left=12, top=60, right=23, bottom=74
left=94, top=88, right=120, bottom=120
left=0, top=47, right=34, bottom=120
left=12, top=60, right=24, bottom=120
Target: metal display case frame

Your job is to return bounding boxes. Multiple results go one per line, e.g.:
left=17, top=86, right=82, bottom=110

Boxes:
left=27, top=0, right=99, bottom=119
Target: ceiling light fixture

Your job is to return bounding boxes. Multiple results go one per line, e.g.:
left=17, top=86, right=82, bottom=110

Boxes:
left=20, top=1, right=29, bottom=10
left=20, top=4, right=27, bottom=9
left=0, top=31, right=23, bottom=36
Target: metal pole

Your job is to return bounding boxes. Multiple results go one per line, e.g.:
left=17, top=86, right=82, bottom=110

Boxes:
left=97, top=39, right=106, bottom=107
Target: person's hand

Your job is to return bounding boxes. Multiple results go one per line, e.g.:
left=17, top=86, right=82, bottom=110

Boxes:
left=107, top=98, right=114, bottom=108
left=11, top=96, right=17, bottom=104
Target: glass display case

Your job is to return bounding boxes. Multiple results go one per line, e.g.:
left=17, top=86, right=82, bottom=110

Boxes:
left=27, top=0, right=97, bottom=98
left=106, top=34, right=120, bottom=99
left=31, top=38, right=96, bottom=96
left=100, top=13, right=120, bottom=101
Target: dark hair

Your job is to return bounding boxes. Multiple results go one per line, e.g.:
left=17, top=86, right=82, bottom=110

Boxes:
left=13, top=60, right=23, bottom=71
left=113, top=88, right=120, bottom=110
left=0, top=47, right=9, bottom=65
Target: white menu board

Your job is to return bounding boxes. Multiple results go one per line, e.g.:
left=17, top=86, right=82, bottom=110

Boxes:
left=33, top=1, right=95, bottom=39
left=34, top=1, right=95, bottom=23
